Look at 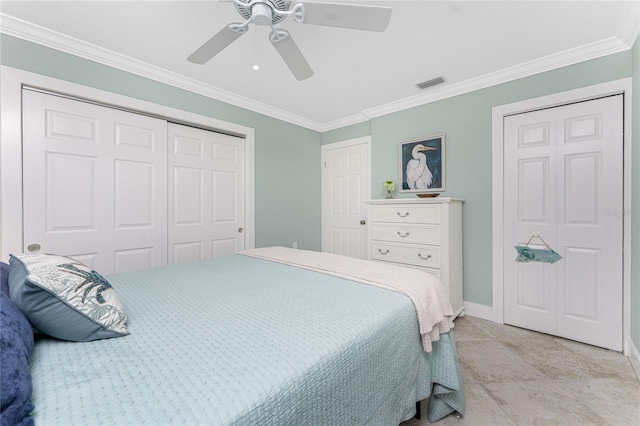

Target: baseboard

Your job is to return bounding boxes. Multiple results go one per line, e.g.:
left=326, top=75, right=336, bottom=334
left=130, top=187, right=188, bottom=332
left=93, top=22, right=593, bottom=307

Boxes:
left=629, top=337, right=640, bottom=382
left=462, top=301, right=493, bottom=321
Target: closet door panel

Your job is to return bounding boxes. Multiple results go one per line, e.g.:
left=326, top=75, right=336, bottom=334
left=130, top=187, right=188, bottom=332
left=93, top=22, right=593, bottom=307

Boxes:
left=503, top=107, right=558, bottom=335
left=555, top=96, right=623, bottom=351
left=168, top=123, right=245, bottom=264
left=503, top=95, right=623, bottom=351
left=114, top=160, right=155, bottom=228
left=22, top=89, right=168, bottom=274
left=45, top=152, right=97, bottom=231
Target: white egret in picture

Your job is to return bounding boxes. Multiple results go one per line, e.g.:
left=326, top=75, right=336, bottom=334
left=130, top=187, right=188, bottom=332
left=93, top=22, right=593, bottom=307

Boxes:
left=399, top=134, right=445, bottom=193
left=406, top=144, right=437, bottom=190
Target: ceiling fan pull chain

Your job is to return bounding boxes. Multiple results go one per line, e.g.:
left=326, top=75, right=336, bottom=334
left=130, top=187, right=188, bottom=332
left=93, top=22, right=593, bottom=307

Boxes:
left=253, top=25, right=260, bottom=70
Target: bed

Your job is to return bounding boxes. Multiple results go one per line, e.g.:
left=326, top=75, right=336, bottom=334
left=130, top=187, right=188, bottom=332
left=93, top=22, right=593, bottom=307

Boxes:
left=1, top=247, right=464, bottom=425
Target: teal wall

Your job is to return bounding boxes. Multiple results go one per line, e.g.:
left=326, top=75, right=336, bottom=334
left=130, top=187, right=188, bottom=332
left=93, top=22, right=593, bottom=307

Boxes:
left=2, top=33, right=638, bottom=346
left=0, top=34, right=323, bottom=251
left=321, top=121, right=371, bottom=145
left=324, top=52, right=632, bottom=307
left=632, top=37, right=640, bottom=349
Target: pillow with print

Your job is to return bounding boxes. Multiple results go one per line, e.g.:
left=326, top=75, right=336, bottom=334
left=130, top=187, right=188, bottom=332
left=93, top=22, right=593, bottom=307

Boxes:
left=9, top=253, right=129, bottom=342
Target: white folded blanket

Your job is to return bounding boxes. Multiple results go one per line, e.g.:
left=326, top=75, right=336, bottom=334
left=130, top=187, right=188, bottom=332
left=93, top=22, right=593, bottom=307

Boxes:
left=239, top=246, right=454, bottom=352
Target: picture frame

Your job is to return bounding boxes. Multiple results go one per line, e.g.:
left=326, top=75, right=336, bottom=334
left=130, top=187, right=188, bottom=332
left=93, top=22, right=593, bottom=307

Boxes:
left=399, top=134, right=445, bottom=193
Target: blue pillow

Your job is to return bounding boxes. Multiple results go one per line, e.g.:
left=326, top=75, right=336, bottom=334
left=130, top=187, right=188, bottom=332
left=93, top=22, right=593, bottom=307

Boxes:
left=9, top=254, right=129, bottom=342
left=1, top=262, right=10, bottom=296
left=0, top=261, right=35, bottom=426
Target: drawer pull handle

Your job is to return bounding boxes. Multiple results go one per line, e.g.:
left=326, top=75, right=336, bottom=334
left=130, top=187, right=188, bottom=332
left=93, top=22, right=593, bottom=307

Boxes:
left=397, top=231, right=410, bottom=238
left=396, top=211, right=410, bottom=218
left=378, top=249, right=390, bottom=255
left=418, top=253, right=432, bottom=260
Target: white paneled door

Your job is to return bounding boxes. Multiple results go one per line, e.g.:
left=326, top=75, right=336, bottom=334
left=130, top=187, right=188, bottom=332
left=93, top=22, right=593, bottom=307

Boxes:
left=22, top=89, right=168, bottom=274
left=168, top=123, right=245, bottom=263
left=321, top=138, right=370, bottom=259
left=22, top=90, right=247, bottom=274
left=503, top=95, right=623, bottom=350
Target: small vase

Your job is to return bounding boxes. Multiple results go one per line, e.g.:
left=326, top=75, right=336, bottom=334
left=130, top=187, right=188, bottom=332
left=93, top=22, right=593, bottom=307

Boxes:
left=385, top=190, right=393, bottom=199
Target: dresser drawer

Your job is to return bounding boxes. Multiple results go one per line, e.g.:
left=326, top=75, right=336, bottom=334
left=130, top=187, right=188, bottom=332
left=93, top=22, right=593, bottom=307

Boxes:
left=371, top=224, right=441, bottom=245
left=366, top=198, right=464, bottom=318
left=371, top=242, right=441, bottom=268
left=370, top=204, right=441, bottom=224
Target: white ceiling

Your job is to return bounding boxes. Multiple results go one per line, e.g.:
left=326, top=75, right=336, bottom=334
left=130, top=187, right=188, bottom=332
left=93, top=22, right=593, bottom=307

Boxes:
left=1, top=1, right=638, bottom=131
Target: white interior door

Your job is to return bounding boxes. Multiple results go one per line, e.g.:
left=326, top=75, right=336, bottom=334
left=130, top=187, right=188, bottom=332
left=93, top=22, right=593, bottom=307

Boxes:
left=22, top=89, right=168, bottom=274
left=321, top=138, right=370, bottom=259
left=504, top=95, right=623, bottom=350
left=168, top=123, right=245, bottom=263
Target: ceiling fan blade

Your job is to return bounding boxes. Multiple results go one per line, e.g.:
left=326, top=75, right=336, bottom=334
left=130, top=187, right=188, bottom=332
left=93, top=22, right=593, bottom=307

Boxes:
left=270, top=31, right=314, bottom=81
left=297, top=2, right=392, bottom=32
left=187, top=25, right=246, bottom=64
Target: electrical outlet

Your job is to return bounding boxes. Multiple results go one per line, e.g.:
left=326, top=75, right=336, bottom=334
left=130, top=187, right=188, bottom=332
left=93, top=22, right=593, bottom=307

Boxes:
left=292, top=242, right=298, bottom=249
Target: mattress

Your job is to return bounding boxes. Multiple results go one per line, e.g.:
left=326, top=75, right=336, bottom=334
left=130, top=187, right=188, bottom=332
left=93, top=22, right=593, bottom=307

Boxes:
left=29, top=253, right=464, bottom=425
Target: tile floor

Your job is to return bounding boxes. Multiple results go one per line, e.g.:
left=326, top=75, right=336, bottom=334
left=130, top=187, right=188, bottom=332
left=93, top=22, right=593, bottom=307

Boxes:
left=401, top=315, right=640, bottom=426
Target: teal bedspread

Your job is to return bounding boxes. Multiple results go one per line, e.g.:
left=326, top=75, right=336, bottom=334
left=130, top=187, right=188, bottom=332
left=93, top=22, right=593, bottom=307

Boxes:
left=29, top=254, right=464, bottom=425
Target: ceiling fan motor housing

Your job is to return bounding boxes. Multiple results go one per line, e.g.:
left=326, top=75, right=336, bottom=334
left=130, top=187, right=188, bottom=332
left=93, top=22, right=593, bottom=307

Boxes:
left=235, top=0, right=290, bottom=25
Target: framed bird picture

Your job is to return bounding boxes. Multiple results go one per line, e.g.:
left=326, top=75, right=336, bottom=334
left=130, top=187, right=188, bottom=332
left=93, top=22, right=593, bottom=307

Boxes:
left=399, top=134, right=445, bottom=193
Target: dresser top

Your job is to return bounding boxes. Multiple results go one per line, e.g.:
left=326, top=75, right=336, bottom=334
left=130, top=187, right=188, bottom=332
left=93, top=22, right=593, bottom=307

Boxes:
left=365, top=197, right=463, bottom=205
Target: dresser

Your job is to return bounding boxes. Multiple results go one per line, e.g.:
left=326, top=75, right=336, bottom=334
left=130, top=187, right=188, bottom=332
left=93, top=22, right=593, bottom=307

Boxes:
left=365, top=198, right=464, bottom=318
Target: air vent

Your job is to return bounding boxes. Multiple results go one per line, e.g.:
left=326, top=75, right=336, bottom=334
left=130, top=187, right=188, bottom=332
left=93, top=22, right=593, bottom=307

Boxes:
left=416, top=76, right=446, bottom=90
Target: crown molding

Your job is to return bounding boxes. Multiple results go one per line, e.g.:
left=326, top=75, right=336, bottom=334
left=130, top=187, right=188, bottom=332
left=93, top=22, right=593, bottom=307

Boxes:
left=357, top=35, right=632, bottom=123
left=0, top=13, right=323, bottom=132
left=2, top=8, right=638, bottom=134
left=619, top=0, right=640, bottom=47
left=318, top=112, right=372, bottom=133
left=317, top=4, right=640, bottom=132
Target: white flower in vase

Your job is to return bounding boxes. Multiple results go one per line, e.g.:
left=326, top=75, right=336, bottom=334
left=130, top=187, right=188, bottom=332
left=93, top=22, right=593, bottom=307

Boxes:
left=382, top=180, right=397, bottom=199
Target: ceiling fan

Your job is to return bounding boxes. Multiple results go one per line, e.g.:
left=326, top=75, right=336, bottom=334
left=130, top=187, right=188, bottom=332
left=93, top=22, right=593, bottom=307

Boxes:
left=187, top=0, right=392, bottom=81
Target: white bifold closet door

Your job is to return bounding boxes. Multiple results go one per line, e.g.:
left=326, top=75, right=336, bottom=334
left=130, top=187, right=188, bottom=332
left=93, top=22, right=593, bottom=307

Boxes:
left=22, top=89, right=245, bottom=274
left=503, top=95, right=623, bottom=351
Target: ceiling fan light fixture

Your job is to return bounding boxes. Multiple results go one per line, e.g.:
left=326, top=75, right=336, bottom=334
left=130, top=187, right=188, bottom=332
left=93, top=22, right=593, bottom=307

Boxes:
left=235, top=0, right=290, bottom=25
left=252, top=2, right=274, bottom=25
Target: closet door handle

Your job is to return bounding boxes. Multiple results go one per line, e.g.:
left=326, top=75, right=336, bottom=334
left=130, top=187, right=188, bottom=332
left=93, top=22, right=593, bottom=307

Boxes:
left=27, top=243, right=41, bottom=253
left=397, top=231, right=410, bottom=238
left=378, top=249, right=390, bottom=255
left=418, top=253, right=432, bottom=261
left=396, top=211, right=410, bottom=218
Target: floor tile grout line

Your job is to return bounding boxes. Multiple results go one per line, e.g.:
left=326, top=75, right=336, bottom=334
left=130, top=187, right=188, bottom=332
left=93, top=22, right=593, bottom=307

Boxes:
left=477, top=382, right=518, bottom=426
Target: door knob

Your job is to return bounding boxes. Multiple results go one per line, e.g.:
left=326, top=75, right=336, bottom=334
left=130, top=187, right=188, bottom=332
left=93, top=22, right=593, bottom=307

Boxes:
left=238, top=227, right=244, bottom=233
left=27, top=244, right=41, bottom=253
left=360, top=220, right=366, bottom=225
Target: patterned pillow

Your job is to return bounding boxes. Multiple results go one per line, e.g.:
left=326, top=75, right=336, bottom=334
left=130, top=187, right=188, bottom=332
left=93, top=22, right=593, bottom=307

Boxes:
left=8, top=254, right=129, bottom=342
